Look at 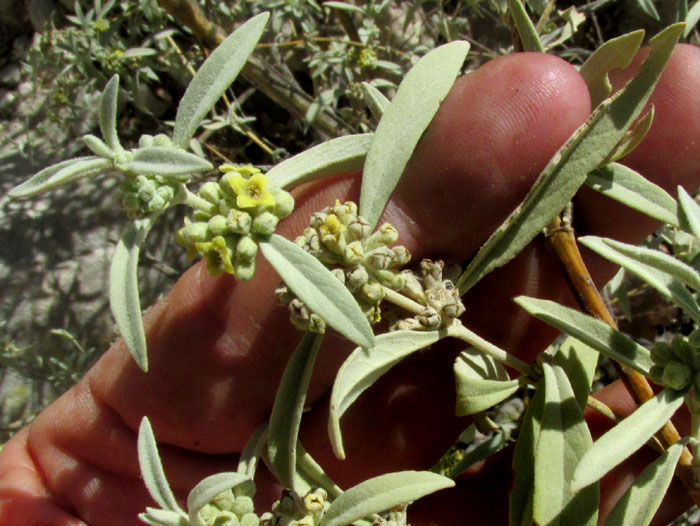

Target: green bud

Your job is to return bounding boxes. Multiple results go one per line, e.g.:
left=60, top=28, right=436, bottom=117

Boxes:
left=662, top=361, right=692, bottom=390
left=212, top=490, right=235, bottom=511
left=252, top=212, right=279, bottom=236
left=361, top=282, right=385, bottom=303
left=672, top=335, right=695, bottom=365
left=194, top=209, right=212, bottom=221
left=200, top=504, right=218, bottom=522
left=391, top=246, right=411, bottom=266
left=375, top=269, right=406, bottom=291
left=138, top=134, right=154, bottom=148
left=227, top=209, right=252, bottom=234
left=689, top=328, right=700, bottom=350
left=270, top=188, right=294, bottom=218
left=417, top=307, right=441, bottom=329
left=236, top=260, right=256, bottom=281
left=236, top=236, right=258, bottom=262
left=200, top=181, right=223, bottom=204
left=208, top=215, right=229, bottom=237
left=343, top=241, right=364, bottom=265
left=365, top=246, right=395, bottom=270
left=153, top=133, right=172, bottom=147
left=232, top=496, right=255, bottom=517
left=212, top=511, right=239, bottom=526
left=347, top=217, right=371, bottom=241
left=695, top=371, right=700, bottom=393
left=239, top=513, right=260, bottom=526
left=147, top=195, right=166, bottom=212
left=346, top=266, right=369, bottom=290
left=113, top=151, right=133, bottom=169
left=365, top=223, right=398, bottom=251
left=178, top=220, right=209, bottom=244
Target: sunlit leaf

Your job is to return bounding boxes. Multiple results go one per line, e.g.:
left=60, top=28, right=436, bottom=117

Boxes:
left=172, top=12, right=270, bottom=148
left=320, top=471, right=454, bottom=526
left=361, top=82, right=390, bottom=120
left=507, top=0, right=544, bottom=52
left=555, top=336, right=599, bottom=411
left=268, top=332, right=323, bottom=491
left=585, top=162, right=678, bottom=226
left=139, top=507, right=184, bottom=526
left=636, top=0, right=660, bottom=21
left=603, top=106, right=654, bottom=164
left=260, top=234, right=374, bottom=349
left=266, top=134, right=373, bottom=190
left=514, top=296, right=653, bottom=375
left=110, top=218, right=152, bottom=372
left=296, top=442, right=344, bottom=499
left=571, top=388, right=684, bottom=492
left=8, top=157, right=110, bottom=198
left=99, top=74, right=122, bottom=151
left=82, top=134, right=114, bottom=158
left=127, top=147, right=213, bottom=177
left=686, top=1, right=700, bottom=37
left=237, top=422, right=268, bottom=480
left=359, top=41, right=469, bottom=229
left=329, top=329, right=444, bottom=459
left=187, top=472, right=254, bottom=523
left=678, top=186, right=700, bottom=239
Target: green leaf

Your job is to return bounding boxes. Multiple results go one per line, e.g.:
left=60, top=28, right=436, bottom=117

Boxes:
left=137, top=418, right=185, bottom=515
left=110, top=218, right=152, bottom=372
left=454, top=350, right=525, bottom=416
left=268, top=332, right=323, bottom=491
left=604, top=439, right=687, bottom=526
left=126, top=147, right=213, bottom=177
left=328, top=329, right=444, bottom=459
left=296, top=442, right=344, bottom=499
left=139, top=507, right=185, bottom=526
left=82, top=134, right=114, bottom=158
left=555, top=336, right=599, bottom=411
left=685, top=1, right=700, bottom=37
left=237, top=422, right=268, bottom=479
left=8, top=157, right=110, bottom=198
left=579, top=30, right=644, bottom=108
left=359, top=41, right=469, bottom=229
left=265, top=134, right=373, bottom=190
left=514, top=296, right=654, bottom=375
left=361, top=82, right=390, bottom=120
left=571, top=388, right=684, bottom=492
left=636, top=0, right=660, bottom=21
left=172, top=12, right=270, bottom=148
left=533, top=361, right=598, bottom=526
left=507, top=0, right=544, bottom=52
left=187, top=472, right=254, bottom=522
left=579, top=236, right=700, bottom=321
left=445, top=431, right=509, bottom=479
left=584, top=162, right=678, bottom=226
left=99, top=74, right=122, bottom=151
left=678, top=186, right=700, bottom=239
left=260, top=234, right=374, bottom=349
left=603, top=106, right=654, bottom=164
left=456, top=23, right=684, bottom=294
left=320, top=471, right=454, bottom=526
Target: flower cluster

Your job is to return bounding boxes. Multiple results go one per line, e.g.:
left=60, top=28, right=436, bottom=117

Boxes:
left=260, top=488, right=329, bottom=526
left=198, top=487, right=261, bottom=526
left=649, top=331, right=700, bottom=391
left=276, top=200, right=410, bottom=332
left=176, top=165, right=294, bottom=279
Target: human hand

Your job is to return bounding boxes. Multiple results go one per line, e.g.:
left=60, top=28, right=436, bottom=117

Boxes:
left=1, top=44, right=699, bottom=526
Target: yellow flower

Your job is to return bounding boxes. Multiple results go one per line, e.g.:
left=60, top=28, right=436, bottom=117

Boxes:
left=229, top=172, right=276, bottom=209
left=319, top=214, right=346, bottom=241
left=195, top=236, right=235, bottom=275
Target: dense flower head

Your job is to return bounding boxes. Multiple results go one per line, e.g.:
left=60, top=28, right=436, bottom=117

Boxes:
left=649, top=330, right=700, bottom=392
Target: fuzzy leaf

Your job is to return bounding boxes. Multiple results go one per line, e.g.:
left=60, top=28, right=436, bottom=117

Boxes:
left=126, top=147, right=213, bottom=177
left=296, top=442, right=344, bottom=499
left=8, top=157, right=109, bottom=198
left=359, top=41, right=469, bottom=229
left=100, top=74, right=122, bottom=151
left=571, top=388, right=684, bottom=492
left=82, top=134, right=114, bottom=158
left=533, top=361, right=598, bottom=526
left=329, top=329, right=444, bottom=459
left=172, top=12, right=270, bottom=148
left=139, top=507, right=184, bottom=526
left=508, top=0, right=544, bottom=52
left=579, top=30, right=644, bottom=108
left=110, top=218, right=152, bottom=372
left=361, top=82, right=390, bottom=119
left=555, top=337, right=599, bottom=411
left=585, top=162, right=678, bottom=226
left=446, top=431, right=508, bottom=479
left=268, top=332, right=323, bottom=491
left=678, top=186, right=700, bottom=239
left=604, top=439, right=687, bottom=526
left=260, top=234, right=374, bottom=349
left=686, top=1, right=700, bottom=37
left=137, top=418, right=184, bottom=514
left=580, top=236, right=700, bottom=321
left=237, top=422, right=268, bottom=479
left=266, top=134, right=373, bottom=190
left=187, top=472, right=254, bottom=522
left=604, top=106, right=654, bottom=163
left=456, top=24, right=684, bottom=294
left=320, top=471, right=454, bottom=526
left=514, top=296, right=653, bottom=375
left=454, top=350, right=524, bottom=416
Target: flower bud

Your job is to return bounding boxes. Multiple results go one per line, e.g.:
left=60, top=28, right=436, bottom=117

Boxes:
left=417, top=306, right=441, bottom=328
left=391, top=246, right=411, bottom=266
left=394, top=318, right=423, bottom=331
left=365, top=246, right=395, bottom=271
left=343, top=241, right=364, bottom=265
left=331, top=268, right=345, bottom=284
left=346, top=266, right=369, bottom=291
left=270, top=187, right=294, bottom=218
left=252, top=212, right=279, bottom=236
left=239, top=513, right=260, bottom=526
left=153, top=133, right=171, bottom=147
left=399, top=270, right=426, bottom=303
left=212, top=511, right=239, bottom=526
left=365, top=223, right=398, bottom=251
left=361, top=282, right=385, bottom=303
left=236, top=236, right=258, bottom=262
left=663, top=361, right=692, bottom=390
left=347, top=217, right=371, bottom=241
left=232, top=496, right=255, bottom=516
left=672, top=335, right=695, bottom=365
left=200, top=181, right=223, bottom=204
left=648, top=365, right=665, bottom=384
left=213, top=490, right=235, bottom=511
left=227, top=209, right=252, bottom=234
left=138, top=134, right=154, bottom=148
left=177, top=220, right=209, bottom=244
left=236, top=260, right=256, bottom=281
left=689, top=328, right=700, bottom=350
left=208, top=215, right=229, bottom=237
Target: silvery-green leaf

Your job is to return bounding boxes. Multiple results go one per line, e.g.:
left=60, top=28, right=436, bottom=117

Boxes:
left=636, top=0, right=660, bottom=21
left=507, top=0, right=544, bottom=52
left=260, top=234, right=374, bottom=349
left=296, top=441, right=343, bottom=499
left=137, top=418, right=185, bottom=514
left=8, top=157, right=109, bottom=198
left=686, top=1, right=700, bottom=37
left=361, top=82, right=390, bottom=120
left=571, top=388, right=684, bottom=492
left=82, top=134, right=114, bottom=158
left=323, top=1, right=364, bottom=14
left=510, top=378, right=545, bottom=526
left=514, top=296, right=653, bottom=375
left=126, top=147, right=213, bottom=177
left=123, top=47, right=157, bottom=58
left=454, top=350, right=525, bottom=416
left=110, top=218, right=152, bottom=372
left=585, top=162, right=678, bottom=226
left=555, top=336, right=599, bottom=411
left=580, top=236, right=700, bottom=321
left=265, top=134, right=373, bottom=190
left=533, top=361, right=598, bottom=526
left=456, top=24, right=684, bottom=294
left=328, top=329, right=444, bottom=459
left=446, top=431, right=508, bottom=479
left=100, top=74, right=122, bottom=151
left=139, top=507, right=185, bottom=526
left=172, top=12, right=269, bottom=148
left=187, top=472, right=254, bottom=522
left=603, top=106, right=654, bottom=164
left=268, top=332, right=322, bottom=491
left=604, top=439, right=687, bottom=526
left=359, top=41, right=469, bottom=229
left=579, top=30, right=644, bottom=108
left=678, top=186, right=700, bottom=239
left=237, top=422, right=268, bottom=479
left=320, top=471, right=454, bottom=526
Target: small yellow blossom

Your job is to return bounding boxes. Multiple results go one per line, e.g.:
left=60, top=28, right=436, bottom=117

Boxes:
left=195, top=236, right=235, bottom=275
left=229, top=172, right=276, bottom=209
left=319, top=214, right=346, bottom=241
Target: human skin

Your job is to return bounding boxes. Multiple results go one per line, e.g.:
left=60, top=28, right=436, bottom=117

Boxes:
left=1, top=44, right=700, bottom=526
